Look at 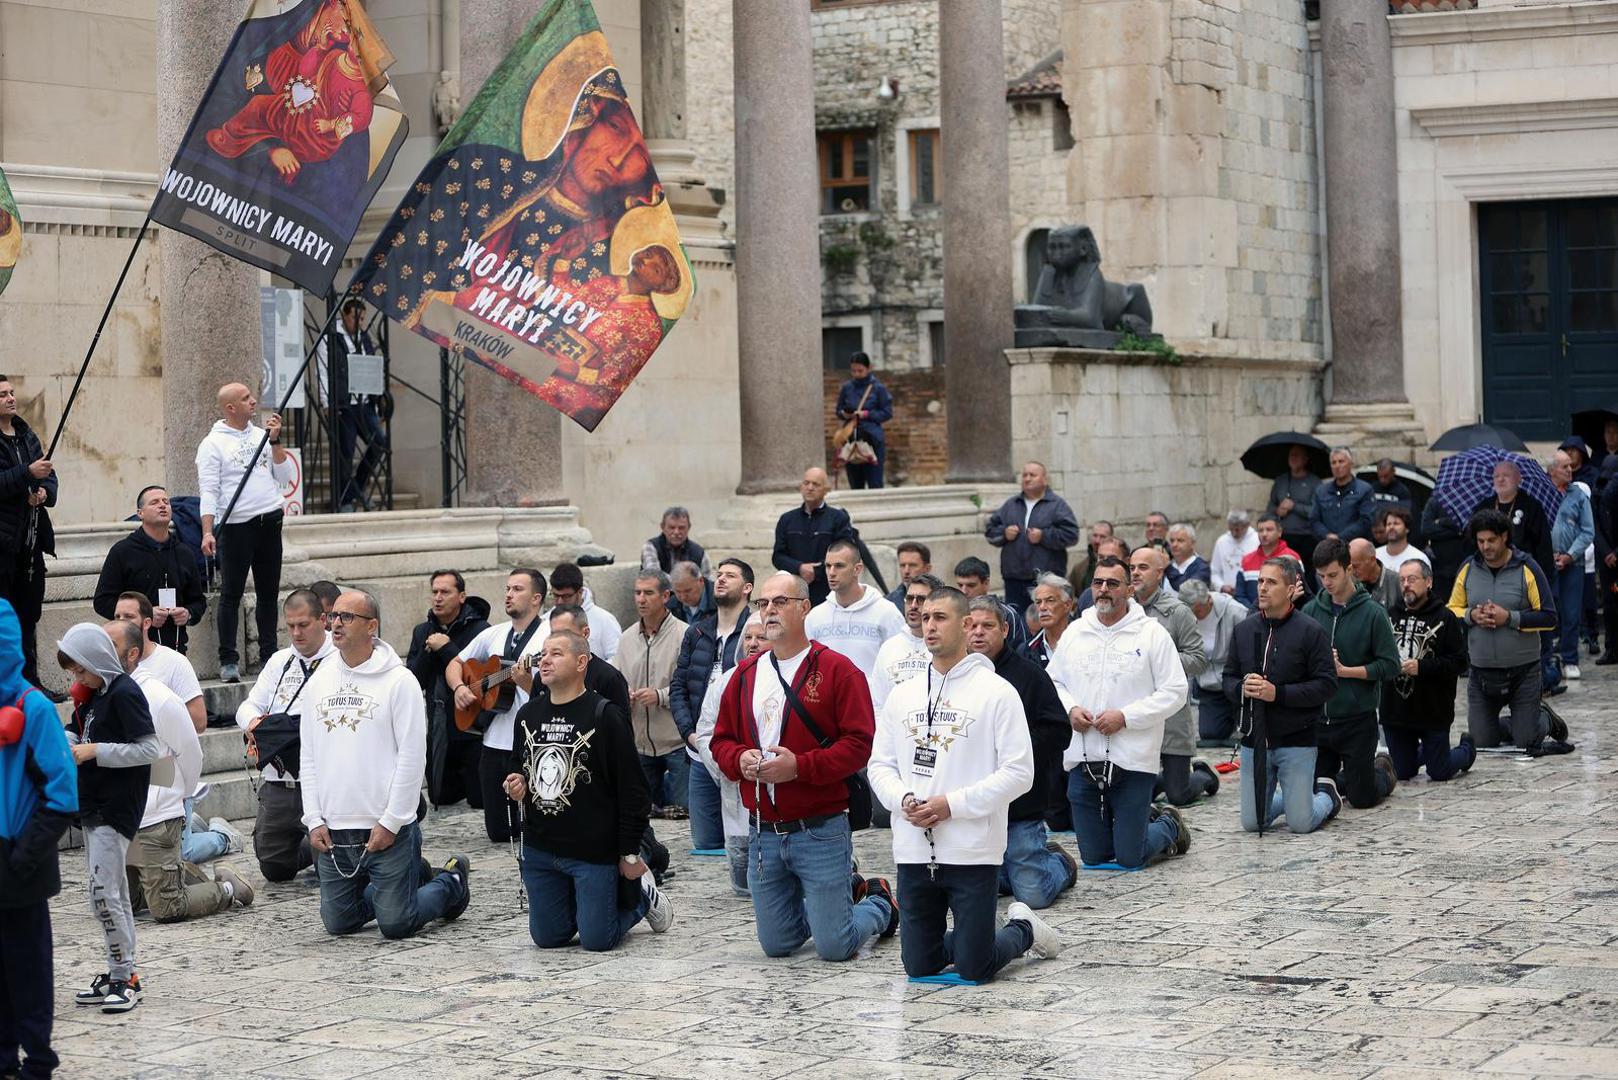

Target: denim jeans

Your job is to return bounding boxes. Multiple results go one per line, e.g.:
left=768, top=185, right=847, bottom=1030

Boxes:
left=1383, top=726, right=1469, bottom=782
left=1555, top=564, right=1585, bottom=668
left=688, top=758, right=725, bottom=850
left=898, top=863, right=1034, bottom=983
left=997, top=818, right=1074, bottom=909
left=182, top=800, right=230, bottom=864
left=747, top=814, right=889, bottom=960
left=641, top=749, right=690, bottom=808
left=316, top=822, right=462, bottom=939
left=1067, top=765, right=1176, bottom=869
left=519, top=845, right=647, bottom=951
left=1239, top=744, right=1332, bottom=834
left=1194, top=684, right=1236, bottom=741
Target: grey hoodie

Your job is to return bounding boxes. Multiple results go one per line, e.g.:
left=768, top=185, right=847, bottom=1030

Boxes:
left=1135, top=585, right=1207, bottom=757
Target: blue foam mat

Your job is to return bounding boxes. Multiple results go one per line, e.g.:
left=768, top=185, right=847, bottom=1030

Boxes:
left=689, top=848, right=727, bottom=857
left=908, top=972, right=982, bottom=986
left=1080, top=861, right=1143, bottom=872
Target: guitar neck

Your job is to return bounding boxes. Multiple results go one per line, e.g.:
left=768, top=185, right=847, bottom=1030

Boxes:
left=481, top=654, right=536, bottom=691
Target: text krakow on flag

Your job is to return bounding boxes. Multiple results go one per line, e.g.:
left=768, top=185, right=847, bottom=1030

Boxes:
left=150, top=0, right=408, bottom=293
left=0, top=167, right=19, bottom=296
left=352, top=0, right=692, bottom=433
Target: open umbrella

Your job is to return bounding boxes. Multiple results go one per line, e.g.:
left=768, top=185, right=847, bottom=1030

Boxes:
left=1430, top=422, right=1529, bottom=453
left=1571, top=404, right=1618, bottom=462
left=1241, top=431, right=1330, bottom=479
left=1356, top=461, right=1437, bottom=525
left=1432, top=446, right=1562, bottom=527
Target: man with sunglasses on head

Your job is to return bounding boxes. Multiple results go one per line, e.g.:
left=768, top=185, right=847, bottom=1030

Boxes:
left=301, top=590, right=470, bottom=939
left=1046, top=556, right=1191, bottom=870
left=710, top=572, right=896, bottom=960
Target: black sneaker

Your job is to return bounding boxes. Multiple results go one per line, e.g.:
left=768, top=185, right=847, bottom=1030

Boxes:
left=1191, top=757, right=1220, bottom=798
left=863, top=876, right=899, bottom=938
left=1527, top=737, right=1577, bottom=757
left=441, top=854, right=472, bottom=921
left=1151, top=804, right=1191, bottom=855
left=1315, top=776, right=1343, bottom=821
left=850, top=871, right=868, bottom=903
left=1374, top=751, right=1399, bottom=796
left=1046, top=840, right=1079, bottom=887
left=418, top=856, right=435, bottom=884
left=1458, top=734, right=1477, bottom=773
left=101, top=979, right=140, bottom=1014
left=75, top=973, right=112, bottom=1006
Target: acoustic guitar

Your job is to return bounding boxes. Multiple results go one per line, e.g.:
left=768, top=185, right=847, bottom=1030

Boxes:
left=454, top=653, right=541, bottom=732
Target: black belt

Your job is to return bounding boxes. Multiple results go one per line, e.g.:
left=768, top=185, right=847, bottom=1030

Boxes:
left=753, top=812, right=839, bottom=835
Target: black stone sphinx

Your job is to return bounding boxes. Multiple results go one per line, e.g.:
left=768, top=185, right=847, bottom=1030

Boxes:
left=1014, top=225, right=1158, bottom=349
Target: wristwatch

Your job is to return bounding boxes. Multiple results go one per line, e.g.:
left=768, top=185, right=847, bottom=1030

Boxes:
left=622, top=854, right=641, bottom=865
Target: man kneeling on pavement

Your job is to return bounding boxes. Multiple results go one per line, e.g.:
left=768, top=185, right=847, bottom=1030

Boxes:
left=1383, top=560, right=1475, bottom=781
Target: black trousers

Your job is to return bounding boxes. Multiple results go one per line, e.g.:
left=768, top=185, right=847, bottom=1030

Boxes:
left=216, top=510, right=284, bottom=667
left=433, top=737, right=484, bottom=810
left=254, top=781, right=312, bottom=883
left=896, top=863, right=1033, bottom=983
left=0, top=546, right=45, bottom=687
left=1157, top=753, right=1215, bottom=806
left=1316, top=712, right=1391, bottom=809
left=0, top=899, right=56, bottom=1079
left=1601, top=560, right=1618, bottom=654
left=478, top=745, right=521, bottom=843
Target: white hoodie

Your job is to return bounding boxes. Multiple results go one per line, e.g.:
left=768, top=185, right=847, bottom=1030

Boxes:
left=870, top=627, right=929, bottom=713
left=133, top=668, right=201, bottom=829
left=869, top=652, right=1034, bottom=866
left=299, top=639, right=425, bottom=834
left=806, top=582, right=908, bottom=686
left=1047, top=600, right=1187, bottom=776
left=195, top=419, right=295, bottom=523
left=237, top=633, right=335, bottom=782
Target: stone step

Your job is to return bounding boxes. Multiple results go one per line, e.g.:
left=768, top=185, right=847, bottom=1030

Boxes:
left=57, top=770, right=258, bottom=851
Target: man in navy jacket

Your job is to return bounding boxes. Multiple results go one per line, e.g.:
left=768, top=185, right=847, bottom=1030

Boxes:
left=834, top=354, right=893, bottom=490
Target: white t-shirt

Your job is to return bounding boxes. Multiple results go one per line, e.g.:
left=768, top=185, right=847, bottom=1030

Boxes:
left=1210, top=530, right=1260, bottom=592
left=750, top=646, right=809, bottom=800
left=870, top=629, right=929, bottom=713
left=1376, top=544, right=1431, bottom=574
left=138, top=644, right=204, bottom=706
left=456, top=617, right=547, bottom=750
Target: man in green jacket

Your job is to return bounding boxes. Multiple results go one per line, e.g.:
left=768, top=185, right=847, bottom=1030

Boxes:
left=1303, top=539, right=1401, bottom=808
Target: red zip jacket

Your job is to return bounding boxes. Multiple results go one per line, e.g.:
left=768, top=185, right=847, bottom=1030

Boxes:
left=710, top=642, right=874, bottom=823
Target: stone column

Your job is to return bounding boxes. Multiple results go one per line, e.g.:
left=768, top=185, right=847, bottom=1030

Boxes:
left=939, top=0, right=1014, bottom=483
left=1320, top=0, right=1403, bottom=406
left=641, top=0, right=686, bottom=142
left=732, top=0, right=821, bottom=494
left=458, top=0, right=565, bottom=507
left=157, top=1, right=263, bottom=492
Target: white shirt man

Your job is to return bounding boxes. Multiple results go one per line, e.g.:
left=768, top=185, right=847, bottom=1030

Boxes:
left=1375, top=508, right=1431, bottom=574
left=869, top=576, right=938, bottom=712
left=805, top=540, right=906, bottom=697
left=1210, top=512, right=1260, bottom=595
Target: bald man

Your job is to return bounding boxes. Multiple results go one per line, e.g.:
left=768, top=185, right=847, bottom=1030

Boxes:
left=773, top=467, right=857, bottom=606
left=1348, top=538, right=1399, bottom=610
left=195, top=382, right=294, bottom=681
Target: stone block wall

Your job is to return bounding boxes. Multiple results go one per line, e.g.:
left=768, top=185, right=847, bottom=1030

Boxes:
left=821, top=367, right=949, bottom=488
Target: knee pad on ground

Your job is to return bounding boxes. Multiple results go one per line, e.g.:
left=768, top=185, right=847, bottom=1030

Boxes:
left=377, top=918, right=417, bottom=941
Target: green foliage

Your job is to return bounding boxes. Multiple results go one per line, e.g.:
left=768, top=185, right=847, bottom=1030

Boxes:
left=1114, top=332, right=1180, bottom=364
left=857, top=222, right=895, bottom=252
left=823, top=243, right=860, bottom=275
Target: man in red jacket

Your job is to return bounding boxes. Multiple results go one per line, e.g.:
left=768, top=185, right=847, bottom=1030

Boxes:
left=711, top=571, right=896, bottom=959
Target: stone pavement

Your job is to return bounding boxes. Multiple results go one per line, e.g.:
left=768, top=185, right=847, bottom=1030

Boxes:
left=44, top=663, right=1618, bottom=1080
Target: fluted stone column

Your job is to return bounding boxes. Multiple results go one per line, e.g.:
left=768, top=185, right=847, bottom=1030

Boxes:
left=642, top=0, right=686, bottom=142
left=158, top=1, right=262, bottom=492
left=458, top=0, right=565, bottom=507
left=940, top=0, right=1014, bottom=483
left=732, top=0, right=821, bottom=494
left=1320, top=0, right=1404, bottom=406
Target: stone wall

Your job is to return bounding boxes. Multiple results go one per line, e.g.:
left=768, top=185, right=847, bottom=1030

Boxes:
left=1008, top=346, right=1325, bottom=539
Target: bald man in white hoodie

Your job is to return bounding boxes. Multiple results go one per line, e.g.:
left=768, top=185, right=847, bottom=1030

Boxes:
left=301, top=590, right=471, bottom=939
left=870, top=586, right=1061, bottom=982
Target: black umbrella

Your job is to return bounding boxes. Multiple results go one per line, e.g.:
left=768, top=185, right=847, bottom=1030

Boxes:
left=1572, top=404, right=1618, bottom=460
left=1429, top=422, right=1528, bottom=453
left=1241, top=431, right=1331, bottom=480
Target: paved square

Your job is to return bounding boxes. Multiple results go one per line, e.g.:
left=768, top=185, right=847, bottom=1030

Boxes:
left=46, top=667, right=1618, bottom=1079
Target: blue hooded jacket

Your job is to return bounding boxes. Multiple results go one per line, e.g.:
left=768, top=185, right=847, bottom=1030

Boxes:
left=0, top=600, right=77, bottom=907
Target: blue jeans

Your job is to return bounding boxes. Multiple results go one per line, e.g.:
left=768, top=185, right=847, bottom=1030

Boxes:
left=182, top=799, right=229, bottom=864
left=519, top=845, right=647, bottom=951
left=688, top=758, right=725, bottom=849
left=337, top=400, right=388, bottom=506
left=1556, top=563, right=1585, bottom=668
left=898, top=863, right=1034, bottom=983
left=747, top=814, right=889, bottom=960
left=315, top=822, right=462, bottom=939
left=1239, top=745, right=1331, bottom=834
left=1383, top=726, right=1469, bottom=782
left=1067, top=766, right=1176, bottom=869
left=1194, top=684, right=1236, bottom=741
left=641, top=750, right=689, bottom=809
left=997, top=818, right=1074, bottom=909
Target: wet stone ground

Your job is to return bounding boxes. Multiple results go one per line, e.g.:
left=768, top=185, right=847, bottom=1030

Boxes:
left=45, top=661, right=1618, bottom=1079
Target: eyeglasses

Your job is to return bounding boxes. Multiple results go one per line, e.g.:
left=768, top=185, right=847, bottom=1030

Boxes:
left=752, top=596, right=806, bottom=611
left=330, top=611, right=375, bottom=625
left=903, top=595, right=928, bottom=606
left=1091, top=579, right=1127, bottom=591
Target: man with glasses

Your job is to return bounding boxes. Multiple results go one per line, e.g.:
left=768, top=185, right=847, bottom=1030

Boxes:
left=711, top=572, right=896, bottom=960
left=548, top=562, right=622, bottom=662
left=302, top=590, right=471, bottom=939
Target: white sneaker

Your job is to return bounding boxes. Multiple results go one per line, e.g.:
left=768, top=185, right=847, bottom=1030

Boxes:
left=208, top=817, right=246, bottom=855
left=1006, top=901, right=1062, bottom=960
left=1566, top=664, right=1582, bottom=681
left=642, top=876, right=674, bottom=933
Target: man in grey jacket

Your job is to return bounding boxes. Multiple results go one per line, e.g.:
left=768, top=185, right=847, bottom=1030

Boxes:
left=1130, top=547, right=1216, bottom=804
left=1178, top=579, right=1247, bottom=745
left=985, top=462, right=1080, bottom=618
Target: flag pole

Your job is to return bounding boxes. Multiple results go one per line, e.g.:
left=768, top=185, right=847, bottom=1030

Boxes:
left=43, top=213, right=153, bottom=461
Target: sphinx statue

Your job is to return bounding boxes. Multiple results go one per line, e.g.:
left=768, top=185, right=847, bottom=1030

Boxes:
left=1014, top=225, right=1157, bottom=348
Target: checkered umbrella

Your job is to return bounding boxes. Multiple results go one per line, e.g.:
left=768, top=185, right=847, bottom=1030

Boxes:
left=1432, top=446, right=1562, bottom=527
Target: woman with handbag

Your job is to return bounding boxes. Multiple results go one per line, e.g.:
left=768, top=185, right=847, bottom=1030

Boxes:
left=834, top=354, right=893, bottom=490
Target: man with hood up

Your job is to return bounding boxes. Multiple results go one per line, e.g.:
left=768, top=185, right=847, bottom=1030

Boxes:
left=406, top=570, right=491, bottom=810
left=57, top=621, right=161, bottom=1014
left=302, top=589, right=471, bottom=939
left=0, top=600, right=77, bottom=1076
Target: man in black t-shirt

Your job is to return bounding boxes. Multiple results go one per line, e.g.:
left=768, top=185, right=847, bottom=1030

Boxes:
left=504, top=631, right=672, bottom=951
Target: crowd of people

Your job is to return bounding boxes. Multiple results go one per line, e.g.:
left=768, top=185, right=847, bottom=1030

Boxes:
left=2, top=365, right=1613, bottom=1078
